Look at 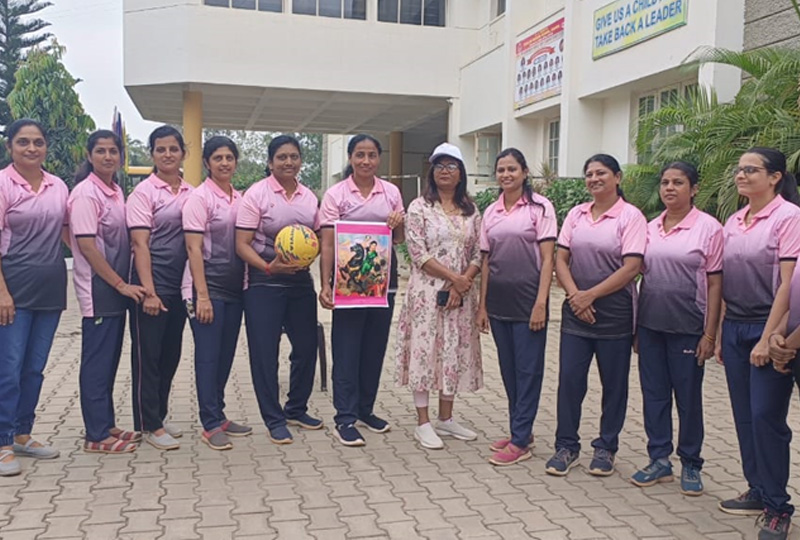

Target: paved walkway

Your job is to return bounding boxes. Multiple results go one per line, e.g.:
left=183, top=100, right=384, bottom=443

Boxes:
left=2, top=275, right=800, bottom=540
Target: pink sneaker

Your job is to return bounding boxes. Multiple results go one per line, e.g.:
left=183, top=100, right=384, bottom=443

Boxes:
left=489, top=435, right=534, bottom=453
left=489, top=443, right=532, bottom=466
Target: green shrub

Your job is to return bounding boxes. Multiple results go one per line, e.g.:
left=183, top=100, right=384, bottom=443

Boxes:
left=543, top=178, right=590, bottom=226
left=473, top=188, right=500, bottom=214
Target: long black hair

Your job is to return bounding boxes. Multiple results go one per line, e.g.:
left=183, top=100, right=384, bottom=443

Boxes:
left=424, top=154, right=475, bottom=216
left=73, top=130, right=123, bottom=185
left=4, top=118, right=47, bottom=145
left=495, top=147, right=537, bottom=206
left=342, top=134, right=382, bottom=179
left=148, top=125, right=185, bottom=174
left=584, top=153, right=624, bottom=198
left=746, top=147, right=800, bottom=207
left=265, top=135, right=302, bottom=176
left=202, top=136, right=239, bottom=176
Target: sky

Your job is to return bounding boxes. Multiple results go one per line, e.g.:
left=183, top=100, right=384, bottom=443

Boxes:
left=45, top=0, right=159, bottom=141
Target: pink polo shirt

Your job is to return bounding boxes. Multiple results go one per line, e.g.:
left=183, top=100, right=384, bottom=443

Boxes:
left=558, top=197, right=647, bottom=338
left=320, top=176, right=404, bottom=291
left=127, top=173, right=193, bottom=297
left=236, top=175, right=319, bottom=288
left=0, top=164, right=68, bottom=311
left=69, top=173, right=130, bottom=318
left=786, top=263, right=800, bottom=336
left=639, top=207, right=723, bottom=335
left=480, top=192, right=557, bottom=321
left=181, top=178, right=244, bottom=302
left=723, top=195, right=800, bottom=322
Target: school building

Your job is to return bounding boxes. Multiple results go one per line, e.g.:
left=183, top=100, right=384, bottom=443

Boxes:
left=122, top=0, right=746, bottom=197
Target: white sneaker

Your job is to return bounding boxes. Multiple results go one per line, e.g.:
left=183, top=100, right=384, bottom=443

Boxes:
left=414, top=423, right=444, bottom=449
left=163, top=421, right=183, bottom=438
left=435, top=418, right=478, bottom=441
left=145, top=431, right=180, bottom=450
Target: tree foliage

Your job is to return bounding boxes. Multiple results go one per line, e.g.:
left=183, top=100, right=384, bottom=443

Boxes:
left=202, top=129, right=323, bottom=192
left=625, top=46, right=800, bottom=221
left=0, top=0, right=51, bottom=127
left=7, top=43, right=95, bottom=185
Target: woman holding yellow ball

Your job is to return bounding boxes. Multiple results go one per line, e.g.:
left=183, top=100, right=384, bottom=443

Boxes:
left=235, top=135, right=322, bottom=445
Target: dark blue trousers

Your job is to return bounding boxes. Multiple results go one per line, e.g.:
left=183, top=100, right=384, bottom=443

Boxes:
left=722, top=319, right=794, bottom=515
left=189, top=299, right=243, bottom=432
left=0, top=309, right=61, bottom=446
left=489, top=318, right=547, bottom=448
left=637, top=326, right=704, bottom=468
left=80, top=315, right=125, bottom=442
left=331, top=294, right=394, bottom=426
left=244, top=285, right=318, bottom=430
left=556, top=332, right=633, bottom=454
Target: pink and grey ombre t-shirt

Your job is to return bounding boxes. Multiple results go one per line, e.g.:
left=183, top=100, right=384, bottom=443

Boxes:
left=126, top=173, right=193, bottom=298
left=480, top=192, right=557, bottom=321
left=557, top=197, right=647, bottom=338
left=722, top=195, right=800, bottom=322
left=319, top=176, right=404, bottom=291
left=0, top=164, right=68, bottom=311
left=181, top=178, right=244, bottom=302
left=69, top=173, right=130, bottom=318
left=638, top=208, right=723, bottom=336
left=236, top=176, right=319, bottom=288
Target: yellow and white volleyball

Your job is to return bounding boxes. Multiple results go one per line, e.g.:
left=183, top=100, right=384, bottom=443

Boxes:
left=275, top=224, right=320, bottom=267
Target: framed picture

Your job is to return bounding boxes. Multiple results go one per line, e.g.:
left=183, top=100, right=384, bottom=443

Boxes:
left=334, top=221, right=392, bottom=308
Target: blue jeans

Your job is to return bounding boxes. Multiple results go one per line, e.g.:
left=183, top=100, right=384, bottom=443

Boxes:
left=722, top=319, right=794, bottom=515
left=489, top=318, right=547, bottom=448
left=190, top=299, right=243, bottom=431
left=637, top=326, right=704, bottom=468
left=555, top=332, right=633, bottom=454
left=0, top=309, right=61, bottom=446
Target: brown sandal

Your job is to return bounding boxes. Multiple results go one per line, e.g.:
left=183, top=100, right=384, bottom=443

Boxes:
left=84, top=439, right=137, bottom=454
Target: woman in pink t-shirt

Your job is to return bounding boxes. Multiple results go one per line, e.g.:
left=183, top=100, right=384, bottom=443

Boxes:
left=184, top=136, right=250, bottom=451
left=318, top=134, right=405, bottom=447
left=70, top=130, right=147, bottom=454
left=547, top=154, right=646, bottom=478
left=0, top=119, right=69, bottom=476
left=716, top=148, right=800, bottom=537
left=127, top=125, right=193, bottom=451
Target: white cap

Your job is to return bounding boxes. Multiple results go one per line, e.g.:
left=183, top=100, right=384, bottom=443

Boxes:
left=429, top=142, right=464, bottom=164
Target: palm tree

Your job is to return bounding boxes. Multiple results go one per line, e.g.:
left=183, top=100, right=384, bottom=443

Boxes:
left=625, top=38, right=800, bottom=221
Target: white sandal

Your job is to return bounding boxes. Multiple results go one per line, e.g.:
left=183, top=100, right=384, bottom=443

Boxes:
left=0, top=449, right=21, bottom=476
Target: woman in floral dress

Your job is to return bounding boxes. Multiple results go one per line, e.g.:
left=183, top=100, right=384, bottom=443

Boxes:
left=395, top=142, right=483, bottom=450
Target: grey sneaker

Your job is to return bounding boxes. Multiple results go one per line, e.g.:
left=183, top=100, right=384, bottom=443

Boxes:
left=145, top=431, right=180, bottom=450
left=757, top=510, right=791, bottom=540
left=12, top=439, right=59, bottom=460
left=588, top=448, right=615, bottom=476
left=545, top=448, right=580, bottom=476
left=202, top=428, right=232, bottom=451
left=719, top=488, right=763, bottom=516
left=221, top=420, right=252, bottom=437
left=0, top=449, right=21, bottom=477
left=162, top=421, right=183, bottom=438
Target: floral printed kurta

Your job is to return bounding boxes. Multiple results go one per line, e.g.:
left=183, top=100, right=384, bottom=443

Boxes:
left=395, top=197, right=483, bottom=394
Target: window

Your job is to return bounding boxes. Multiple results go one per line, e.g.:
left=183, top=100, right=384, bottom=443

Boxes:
left=493, top=0, right=506, bottom=17
left=475, top=133, right=501, bottom=183
left=232, top=0, right=255, bottom=8
left=378, top=0, right=444, bottom=26
left=548, top=120, right=560, bottom=173
left=293, top=0, right=365, bottom=18
left=636, top=82, right=694, bottom=163
left=205, top=0, right=229, bottom=6
left=258, top=0, right=282, bottom=10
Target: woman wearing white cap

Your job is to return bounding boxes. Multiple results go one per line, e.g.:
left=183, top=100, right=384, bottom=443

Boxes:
left=395, top=142, right=483, bottom=449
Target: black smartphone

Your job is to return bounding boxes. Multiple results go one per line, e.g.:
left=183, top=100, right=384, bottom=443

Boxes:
left=437, top=290, right=463, bottom=307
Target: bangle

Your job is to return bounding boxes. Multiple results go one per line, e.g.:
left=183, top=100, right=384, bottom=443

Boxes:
left=264, top=261, right=272, bottom=276
left=114, top=278, right=124, bottom=289
left=703, top=333, right=716, bottom=343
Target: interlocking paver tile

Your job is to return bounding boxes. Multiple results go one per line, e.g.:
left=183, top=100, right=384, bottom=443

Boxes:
left=197, top=525, right=238, bottom=539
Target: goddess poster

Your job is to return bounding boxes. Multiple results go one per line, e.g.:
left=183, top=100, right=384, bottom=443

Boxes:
left=333, top=221, right=392, bottom=308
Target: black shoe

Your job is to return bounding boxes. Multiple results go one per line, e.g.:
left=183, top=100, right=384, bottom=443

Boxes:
left=718, top=488, right=763, bottom=516
left=358, top=415, right=391, bottom=434
left=757, top=509, right=791, bottom=540
left=335, top=424, right=366, bottom=447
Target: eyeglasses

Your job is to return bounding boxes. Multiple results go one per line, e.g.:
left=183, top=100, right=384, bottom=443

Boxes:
left=733, top=166, right=766, bottom=176
left=433, top=163, right=459, bottom=172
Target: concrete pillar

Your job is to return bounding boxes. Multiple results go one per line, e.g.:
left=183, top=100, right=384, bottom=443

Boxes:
left=182, top=90, right=204, bottom=187
left=389, top=131, right=403, bottom=191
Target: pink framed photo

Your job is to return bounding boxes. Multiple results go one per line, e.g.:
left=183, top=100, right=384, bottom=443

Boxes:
left=333, top=221, right=392, bottom=308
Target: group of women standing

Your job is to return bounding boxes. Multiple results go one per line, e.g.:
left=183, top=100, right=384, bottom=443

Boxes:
left=1, top=116, right=799, bottom=538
